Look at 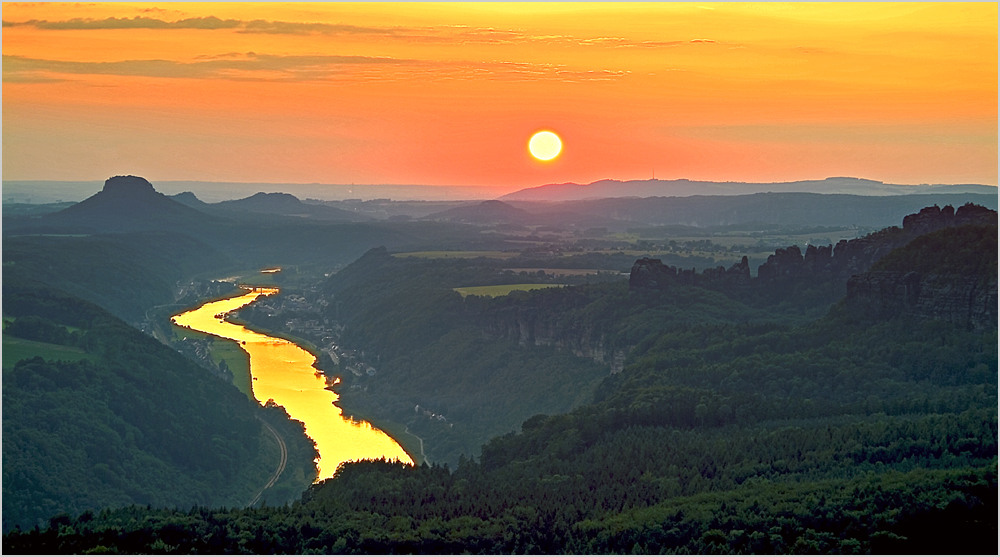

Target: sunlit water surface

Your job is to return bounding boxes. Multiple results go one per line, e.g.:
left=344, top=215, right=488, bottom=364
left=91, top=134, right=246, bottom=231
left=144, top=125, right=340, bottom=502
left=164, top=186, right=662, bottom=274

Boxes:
left=172, top=288, right=412, bottom=480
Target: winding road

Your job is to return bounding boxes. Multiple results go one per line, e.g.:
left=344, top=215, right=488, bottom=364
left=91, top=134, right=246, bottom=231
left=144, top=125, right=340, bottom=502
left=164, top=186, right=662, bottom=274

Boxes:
left=404, top=425, right=427, bottom=465
left=247, top=417, right=287, bottom=508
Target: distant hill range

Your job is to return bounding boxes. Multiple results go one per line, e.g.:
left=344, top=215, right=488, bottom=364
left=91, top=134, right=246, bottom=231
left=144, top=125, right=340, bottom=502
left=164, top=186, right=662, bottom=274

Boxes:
left=5, top=175, right=997, bottom=234
left=4, top=176, right=369, bottom=235
left=425, top=192, right=998, bottom=230
left=0, top=176, right=495, bottom=270
left=525, top=192, right=999, bottom=228
left=501, top=177, right=997, bottom=202
left=1, top=180, right=510, bottom=204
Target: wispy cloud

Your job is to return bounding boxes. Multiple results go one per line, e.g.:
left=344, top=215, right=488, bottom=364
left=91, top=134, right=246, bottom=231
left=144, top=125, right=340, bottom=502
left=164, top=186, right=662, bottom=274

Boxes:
left=240, top=20, right=400, bottom=36
left=2, top=54, right=629, bottom=84
left=2, top=16, right=726, bottom=49
left=619, top=38, right=724, bottom=48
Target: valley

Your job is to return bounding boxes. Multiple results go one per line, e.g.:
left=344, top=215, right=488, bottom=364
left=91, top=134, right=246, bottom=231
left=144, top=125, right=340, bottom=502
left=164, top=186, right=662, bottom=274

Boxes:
left=3, top=176, right=996, bottom=554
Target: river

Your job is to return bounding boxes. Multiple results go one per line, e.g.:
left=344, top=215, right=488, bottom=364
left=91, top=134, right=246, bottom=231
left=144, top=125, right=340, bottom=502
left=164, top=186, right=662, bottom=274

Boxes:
left=171, top=287, right=413, bottom=480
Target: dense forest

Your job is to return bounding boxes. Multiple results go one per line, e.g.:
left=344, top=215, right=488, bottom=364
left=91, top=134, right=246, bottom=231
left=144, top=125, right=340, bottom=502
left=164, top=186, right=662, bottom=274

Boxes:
left=3, top=232, right=235, bottom=324
left=6, top=205, right=995, bottom=554
left=303, top=249, right=776, bottom=465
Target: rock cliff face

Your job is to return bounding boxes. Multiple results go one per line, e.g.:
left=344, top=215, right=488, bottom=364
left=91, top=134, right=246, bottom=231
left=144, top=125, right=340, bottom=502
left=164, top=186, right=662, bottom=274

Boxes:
left=471, top=204, right=996, bottom=374
left=477, top=305, right=630, bottom=373
left=842, top=217, right=998, bottom=330
left=845, top=271, right=997, bottom=330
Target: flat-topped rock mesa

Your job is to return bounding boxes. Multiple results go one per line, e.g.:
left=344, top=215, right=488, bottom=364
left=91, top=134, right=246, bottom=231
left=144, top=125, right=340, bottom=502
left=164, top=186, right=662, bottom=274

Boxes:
left=41, top=175, right=210, bottom=232
left=98, top=175, right=157, bottom=196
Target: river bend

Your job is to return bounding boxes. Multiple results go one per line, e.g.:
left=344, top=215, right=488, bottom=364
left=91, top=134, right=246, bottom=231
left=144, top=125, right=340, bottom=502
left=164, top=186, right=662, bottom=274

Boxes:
left=172, top=287, right=413, bottom=480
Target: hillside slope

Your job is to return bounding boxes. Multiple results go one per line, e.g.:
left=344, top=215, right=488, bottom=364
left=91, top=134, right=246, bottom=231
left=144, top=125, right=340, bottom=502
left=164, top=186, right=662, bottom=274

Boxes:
left=2, top=280, right=318, bottom=531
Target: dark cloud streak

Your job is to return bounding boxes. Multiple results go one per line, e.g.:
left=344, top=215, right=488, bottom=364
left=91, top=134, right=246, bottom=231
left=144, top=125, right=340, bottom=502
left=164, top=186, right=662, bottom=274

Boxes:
left=2, top=16, right=722, bottom=49
left=3, top=16, right=242, bottom=30
left=2, top=54, right=409, bottom=83
left=2, top=53, right=629, bottom=84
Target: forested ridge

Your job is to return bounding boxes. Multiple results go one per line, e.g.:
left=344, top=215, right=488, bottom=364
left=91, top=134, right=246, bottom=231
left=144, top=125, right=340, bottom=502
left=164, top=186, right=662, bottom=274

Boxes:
left=2, top=232, right=236, bottom=323
left=5, top=208, right=996, bottom=554
left=311, top=249, right=772, bottom=465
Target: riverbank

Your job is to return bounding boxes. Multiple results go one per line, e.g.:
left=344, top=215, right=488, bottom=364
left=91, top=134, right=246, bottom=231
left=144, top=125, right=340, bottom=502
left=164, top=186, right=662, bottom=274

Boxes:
left=236, top=316, right=426, bottom=467
left=336, top=400, right=427, bottom=466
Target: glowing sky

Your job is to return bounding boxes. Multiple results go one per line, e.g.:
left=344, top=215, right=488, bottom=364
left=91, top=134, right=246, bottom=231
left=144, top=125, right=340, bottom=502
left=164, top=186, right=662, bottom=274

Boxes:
left=3, top=2, right=997, bottom=190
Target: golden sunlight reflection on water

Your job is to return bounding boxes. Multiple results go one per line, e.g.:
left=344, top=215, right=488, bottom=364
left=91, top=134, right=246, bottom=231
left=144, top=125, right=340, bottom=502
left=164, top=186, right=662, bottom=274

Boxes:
left=172, top=288, right=413, bottom=480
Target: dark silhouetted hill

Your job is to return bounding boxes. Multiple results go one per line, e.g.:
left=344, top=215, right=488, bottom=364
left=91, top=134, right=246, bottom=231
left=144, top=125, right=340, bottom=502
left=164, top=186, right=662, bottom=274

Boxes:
left=169, top=191, right=212, bottom=210
left=3, top=232, right=236, bottom=323
left=215, top=192, right=369, bottom=222
left=424, top=200, right=532, bottom=224
left=41, top=176, right=210, bottom=233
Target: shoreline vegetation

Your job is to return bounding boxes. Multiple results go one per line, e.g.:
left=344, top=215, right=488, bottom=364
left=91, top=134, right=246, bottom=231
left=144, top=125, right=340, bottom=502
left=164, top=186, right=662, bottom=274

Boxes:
left=336, top=400, right=428, bottom=467
left=223, top=309, right=427, bottom=468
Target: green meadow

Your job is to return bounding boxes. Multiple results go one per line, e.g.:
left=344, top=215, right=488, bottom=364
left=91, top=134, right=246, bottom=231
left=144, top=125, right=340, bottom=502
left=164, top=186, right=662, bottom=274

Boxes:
left=453, top=283, right=564, bottom=298
left=171, top=324, right=253, bottom=398
left=2, top=335, right=91, bottom=369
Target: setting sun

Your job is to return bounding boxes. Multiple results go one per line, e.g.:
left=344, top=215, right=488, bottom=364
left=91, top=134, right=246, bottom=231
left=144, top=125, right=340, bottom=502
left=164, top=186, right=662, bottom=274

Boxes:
left=529, top=131, right=563, bottom=161
left=2, top=3, right=995, bottom=187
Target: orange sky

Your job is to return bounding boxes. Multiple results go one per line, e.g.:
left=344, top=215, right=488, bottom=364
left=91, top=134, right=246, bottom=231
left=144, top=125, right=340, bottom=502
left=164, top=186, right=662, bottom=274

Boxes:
left=3, top=2, right=997, bottom=191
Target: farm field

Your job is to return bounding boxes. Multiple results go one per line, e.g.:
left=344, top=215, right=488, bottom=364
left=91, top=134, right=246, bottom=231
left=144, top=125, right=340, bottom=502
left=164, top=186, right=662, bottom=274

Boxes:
left=453, top=284, right=564, bottom=298
left=2, top=335, right=91, bottom=369
left=666, top=231, right=858, bottom=248
left=582, top=249, right=741, bottom=261
left=505, top=268, right=626, bottom=276
left=393, top=251, right=519, bottom=259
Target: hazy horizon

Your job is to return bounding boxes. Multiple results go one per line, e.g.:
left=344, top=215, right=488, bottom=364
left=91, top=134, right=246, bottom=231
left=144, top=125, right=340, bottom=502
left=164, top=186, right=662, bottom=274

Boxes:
left=3, top=175, right=997, bottom=205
